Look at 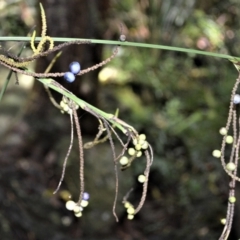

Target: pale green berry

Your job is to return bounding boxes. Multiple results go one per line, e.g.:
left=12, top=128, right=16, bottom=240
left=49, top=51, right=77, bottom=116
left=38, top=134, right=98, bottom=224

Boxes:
left=73, top=205, right=83, bottom=213
left=138, top=139, right=145, bottom=146
left=139, top=134, right=146, bottom=141
left=133, top=138, right=138, bottom=145
left=128, top=148, right=136, bottom=156
left=226, top=162, right=236, bottom=171
left=212, top=150, right=221, bottom=158
left=66, top=200, right=76, bottom=211
left=141, top=141, right=149, bottom=149
left=60, top=101, right=66, bottom=108
left=219, top=127, right=227, bottom=135
left=226, top=135, right=233, bottom=144
left=124, top=201, right=132, bottom=209
left=80, top=200, right=89, bottom=207
left=75, top=212, right=82, bottom=217
left=127, top=214, right=134, bottom=220
left=135, top=144, right=142, bottom=151
left=119, top=156, right=129, bottom=165
left=127, top=207, right=135, bottom=214
left=136, top=151, right=142, bottom=157
left=63, top=105, right=69, bottom=113
left=138, top=174, right=146, bottom=183
left=220, top=218, right=226, bottom=225
left=229, top=196, right=236, bottom=203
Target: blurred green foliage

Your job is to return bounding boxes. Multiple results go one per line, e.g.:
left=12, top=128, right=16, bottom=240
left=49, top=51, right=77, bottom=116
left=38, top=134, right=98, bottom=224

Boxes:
left=100, top=0, right=240, bottom=238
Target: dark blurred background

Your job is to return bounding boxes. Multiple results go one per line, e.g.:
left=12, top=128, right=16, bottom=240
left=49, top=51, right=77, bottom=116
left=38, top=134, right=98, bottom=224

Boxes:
left=0, top=0, right=240, bottom=239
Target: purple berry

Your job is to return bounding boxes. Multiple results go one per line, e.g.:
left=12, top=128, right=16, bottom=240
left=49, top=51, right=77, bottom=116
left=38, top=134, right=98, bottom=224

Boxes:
left=64, top=72, right=75, bottom=83
left=82, top=192, right=90, bottom=201
left=69, top=61, right=81, bottom=75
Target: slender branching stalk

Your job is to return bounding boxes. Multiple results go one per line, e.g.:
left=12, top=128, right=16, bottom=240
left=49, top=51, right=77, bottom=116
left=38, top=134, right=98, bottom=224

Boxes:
left=0, top=3, right=153, bottom=221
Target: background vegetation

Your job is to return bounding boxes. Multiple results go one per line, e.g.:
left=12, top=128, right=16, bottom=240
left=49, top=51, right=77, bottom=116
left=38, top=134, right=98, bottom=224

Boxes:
left=0, top=0, right=240, bottom=239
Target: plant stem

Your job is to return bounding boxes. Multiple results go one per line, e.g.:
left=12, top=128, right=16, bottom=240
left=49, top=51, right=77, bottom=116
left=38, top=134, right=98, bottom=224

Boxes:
left=0, top=36, right=239, bottom=61
left=0, top=43, right=26, bottom=102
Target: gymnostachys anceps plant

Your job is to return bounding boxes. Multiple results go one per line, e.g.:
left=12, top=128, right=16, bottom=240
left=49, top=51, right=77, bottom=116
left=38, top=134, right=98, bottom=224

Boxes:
left=0, top=3, right=153, bottom=222
left=1, top=2, right=240, bottom=236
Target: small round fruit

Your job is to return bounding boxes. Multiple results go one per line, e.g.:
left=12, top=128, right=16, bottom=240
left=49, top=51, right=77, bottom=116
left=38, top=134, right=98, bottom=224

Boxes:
left=229, top=196, right=236, bottom=203
left=233, top=94, right=240, bottom=104
left=141, top=141, right=149, bottom=149
left=80, top=200, right=89, bottom=207
left=212, top=150, right=221, bottom=158
left=69, top=61, right=81, bottom=74
left=219, top=127, right=227, bottom=136
left=83, top=192, right=90, bottom=201
left=127, top=214, right=134, bottom=220
left=64, top=72, right=75, bottom=83
left=226, top=162, right=236, bottom=171
left=138, top=174, right=146, bottom=183
left=128, top=148, right=136, bottom=156
left=127, top=207, right=135, bottom=214
left=119, top=34, right=126, bottom=42
left=65, top=200, right=76, bottom=211
left=120, top=156, right=129, bottom=165
left=139, top=134, right=146, bottom=140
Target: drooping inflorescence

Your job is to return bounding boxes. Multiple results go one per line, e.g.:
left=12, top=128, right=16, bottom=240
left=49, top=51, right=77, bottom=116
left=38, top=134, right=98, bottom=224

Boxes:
left=65, top=192, right=90, bottom=218
left=113, top=133, right=152, bottom=220
left=0, top=3, right=153, bottom=222
left=213, top=74, right=240, bottom=240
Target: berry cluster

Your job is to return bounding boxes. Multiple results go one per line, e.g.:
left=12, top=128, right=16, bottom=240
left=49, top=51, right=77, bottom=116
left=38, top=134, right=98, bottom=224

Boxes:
left=119, top=134, right=149, bottom=169
left=65, top=192, right=90, bottom=218
left=123, top=201, right=135, bottom=220
left=119, top=134, right=149, bottom=219
left=64, top=61, right=81, bottom=83
left=59, top=96, right=79, bottom=114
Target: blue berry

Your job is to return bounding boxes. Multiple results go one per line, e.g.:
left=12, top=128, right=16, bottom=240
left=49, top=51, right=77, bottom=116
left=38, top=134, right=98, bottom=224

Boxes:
left=64, top=72, right=75, bottom=83
left=82, top=192, right=90, bottom=201
left=69, top=61, right=81, bottom=75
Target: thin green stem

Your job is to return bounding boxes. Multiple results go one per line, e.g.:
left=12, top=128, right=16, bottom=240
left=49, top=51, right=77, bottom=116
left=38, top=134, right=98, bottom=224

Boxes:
left=0, top=36, right=239, bottom=61
left=37, top=77, right=133, bottom=134
left=0, top=69, right=13, bottom=102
